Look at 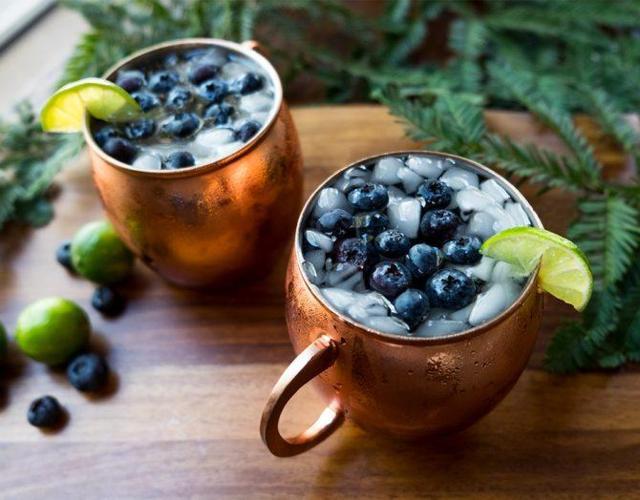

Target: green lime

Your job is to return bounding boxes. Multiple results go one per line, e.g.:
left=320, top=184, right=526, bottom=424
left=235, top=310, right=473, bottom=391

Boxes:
left=15, top=298, right=90, bottom=365
left=0, top=321, right=7, bottom=361
left=481, top=226, right=593, bottom=311
left=40, top=77, right=140, bottom=133
left=71, top=220, right=134, bottom=285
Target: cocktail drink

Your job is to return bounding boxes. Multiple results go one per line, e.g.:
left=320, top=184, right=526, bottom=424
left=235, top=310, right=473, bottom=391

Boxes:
left=300, top=152, right=533, bottom=337
left=82, top=39, right=303, bottom=286
left=90, top=43, right=276, bottom=170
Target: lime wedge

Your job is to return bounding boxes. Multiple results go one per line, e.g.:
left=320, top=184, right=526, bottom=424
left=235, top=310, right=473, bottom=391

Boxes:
left=41, top=77, right=140, bottom=132
left=480, top=227, right=593, bottom=311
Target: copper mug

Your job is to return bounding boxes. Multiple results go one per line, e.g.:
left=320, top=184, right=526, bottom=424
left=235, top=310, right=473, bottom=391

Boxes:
left=83, top=39, right=303, bottom=287
left=261, top=151, right=544, bottom=457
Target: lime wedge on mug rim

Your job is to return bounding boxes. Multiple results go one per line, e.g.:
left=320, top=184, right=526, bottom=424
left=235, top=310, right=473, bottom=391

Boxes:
left=481, top=226, right=593, bottom=311
left=41, top=77, right=140, bottom=133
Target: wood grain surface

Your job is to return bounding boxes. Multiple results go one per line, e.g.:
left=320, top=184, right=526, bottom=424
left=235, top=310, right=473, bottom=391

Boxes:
left=1, top=105, right=638, bottom=499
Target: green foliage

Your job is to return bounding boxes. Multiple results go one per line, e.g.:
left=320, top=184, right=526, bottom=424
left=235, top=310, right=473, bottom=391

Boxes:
left=1, top=0, right=639, bottom=372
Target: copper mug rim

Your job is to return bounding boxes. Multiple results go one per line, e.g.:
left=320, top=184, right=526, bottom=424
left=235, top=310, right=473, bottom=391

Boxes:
left=81, top=37, right=283, bottom=179
left=293, top=150, right=544, bottom=346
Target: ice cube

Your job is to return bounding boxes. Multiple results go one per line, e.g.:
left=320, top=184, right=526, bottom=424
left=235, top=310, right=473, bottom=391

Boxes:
left=334, top=176, right=367, bottom=193
left=336, top=271, right=364, bottom=291
left=238, top=92, right=272, bottom=113
left=305, top=229, right=334, bottom=252
left=193, top=48, right=228, bottom=66
left=372, top=157, right=403, bottom=185
left=416, top=319, right=466, bottom=337
left=313, top=187, right=351, bottom=217
left=212, top=141, right=244, bottom=160
left=449, top=303, right=474, bottom=322
left=468, top=282, right=520, bottom=326
left=456, top=187, right=496, bottom=212
left=483, top=204, right=517, bottom=232
left=327, top=262, right=359, bottom=286
left=461, top=256, right=496, bottom=282
left=386, top=186, right=408, bottom=205
left=346, top=302, right=387, bottom=322
left=196, top=128, right=235, bottom=148
left=344, top=166, right=370, bottom=179
left=504, top=201, right=530, bottom=226
left=304, top=250, right=325, bottom=273
left=252, top=111, right=270, bottom=124
left=480, top=179, right=510, bottom=204
left=302, top=261, right=324, bottom=285
left=428, top=308, right=450, bottom=320
left=321, top=288, right=357, bottom=312
left=397, top=167, right=424, bottom=194
left=406, top=156, right=443, bottom=178
left=222, top=61, right=248, bottom=79
left=468, top=212, right=496, bottom=240
left=356, top=291, right=393, bottom=311
left=363, top=316, right=410, bottom=335
left=133, top=153, right=162, bottom=170
left=387, top=198, right=421, bottom=238
left=491, top=261, right=522, bottom=282
left=440, top=167, right=479, bottom=190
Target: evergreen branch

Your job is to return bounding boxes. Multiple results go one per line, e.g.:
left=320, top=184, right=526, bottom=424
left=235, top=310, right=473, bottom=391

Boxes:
left=567, top=196, right=640, bottom=287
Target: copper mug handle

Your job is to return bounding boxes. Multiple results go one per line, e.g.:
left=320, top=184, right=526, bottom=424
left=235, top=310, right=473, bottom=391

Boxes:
left=260, top=335, right=345, bottom=457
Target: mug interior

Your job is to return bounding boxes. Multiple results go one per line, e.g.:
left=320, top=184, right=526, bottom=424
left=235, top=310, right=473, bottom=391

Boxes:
left=294, top=150, right=544, bottom=345
left=82, top=38, right=284, bottom=176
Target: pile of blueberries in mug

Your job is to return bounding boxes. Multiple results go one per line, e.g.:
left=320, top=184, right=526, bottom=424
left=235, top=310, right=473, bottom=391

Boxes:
left=301, top=154, right=532, bottom=337
left=91, top=45, right=275, bottom=170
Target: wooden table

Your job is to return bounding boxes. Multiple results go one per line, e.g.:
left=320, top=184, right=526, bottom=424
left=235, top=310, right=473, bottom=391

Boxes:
left=1, top=105, right=638, bottom=499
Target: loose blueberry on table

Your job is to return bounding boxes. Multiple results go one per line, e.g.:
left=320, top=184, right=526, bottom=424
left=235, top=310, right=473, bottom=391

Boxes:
left=301, top=154, right=533, bottom=337
left=91, top=45, right=276, bottom=170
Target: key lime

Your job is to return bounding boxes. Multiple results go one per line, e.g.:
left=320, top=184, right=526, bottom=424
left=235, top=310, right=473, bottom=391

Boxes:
left=71, top=221, right=134, bottom=285
left=40, top=77, right=140, bottom=133
left=15, top=298, right=90, bottom=365
left=480, top=227, right=593, bottom=311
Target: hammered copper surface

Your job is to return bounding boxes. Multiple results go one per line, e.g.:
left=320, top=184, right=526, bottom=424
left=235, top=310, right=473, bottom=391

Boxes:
left=263, top=151, right=544, bottom=456
left=85, top=39, right=303, bottom=287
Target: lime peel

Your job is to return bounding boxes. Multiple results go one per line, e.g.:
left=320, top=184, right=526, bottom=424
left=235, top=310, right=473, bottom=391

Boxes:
left=480, top=227, right=593, bottom=311
left=41, top=77, right=141, bottom=133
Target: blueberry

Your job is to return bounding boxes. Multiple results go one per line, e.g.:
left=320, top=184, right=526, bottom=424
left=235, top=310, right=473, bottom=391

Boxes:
left=374, top=229, right=411, bottom=258
left=165, top=151, right=195, bottom=169
left=442, top=235, right=482, bottom=265
left=166, top=86, right=192, bottom=111
left=102, top=137, right=137, bottom=164
left=203, top=102, right=234, bottom=125
left=67, top=353, right=109, bottom=392
left=353, top=212, right=389, bottom=237
left=369, top=261, right=412, bottom=299
left=334, top=237, right=377, bottom=269
left=115, top=70, right=146, bottom=93
left=197, top=79, right=228, bottom=103
left=131, top=91, right=160, bottom=112
left=93, top=125, right=120, bottom=147
left=235, top=120, right=260, bottom=142
left=56, top=241, right=74, bottom=272
left=231, top=73, right=263, bottom=94
left=347, top=183, right=389, bottom=211
left=420, top=209, right=461, bottom=246
left=27, top=396, right=63, bottom=428
left=417, top=180, right=453, bottom=209
left=316, top=209, right=353, bottom=237
left=161, top=112, right=200, bottom=138
left=92, top=286, right=126, bottom=317
left=188, top=62, right=220, bottom=84
left=394, top=289, right=430, bottom=330
left=148, top=70, right=179, bottom=93
left=405, top=243, right=442, bottom=281
left=124, top=118, right=156, bottom=140
left=426, top=269, right=477, bottom=310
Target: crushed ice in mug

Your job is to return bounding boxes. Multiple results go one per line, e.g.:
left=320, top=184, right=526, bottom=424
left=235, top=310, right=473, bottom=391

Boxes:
left=91, top=44, right=276, bottom=170
left=300, top=153, right=533, bottom=338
